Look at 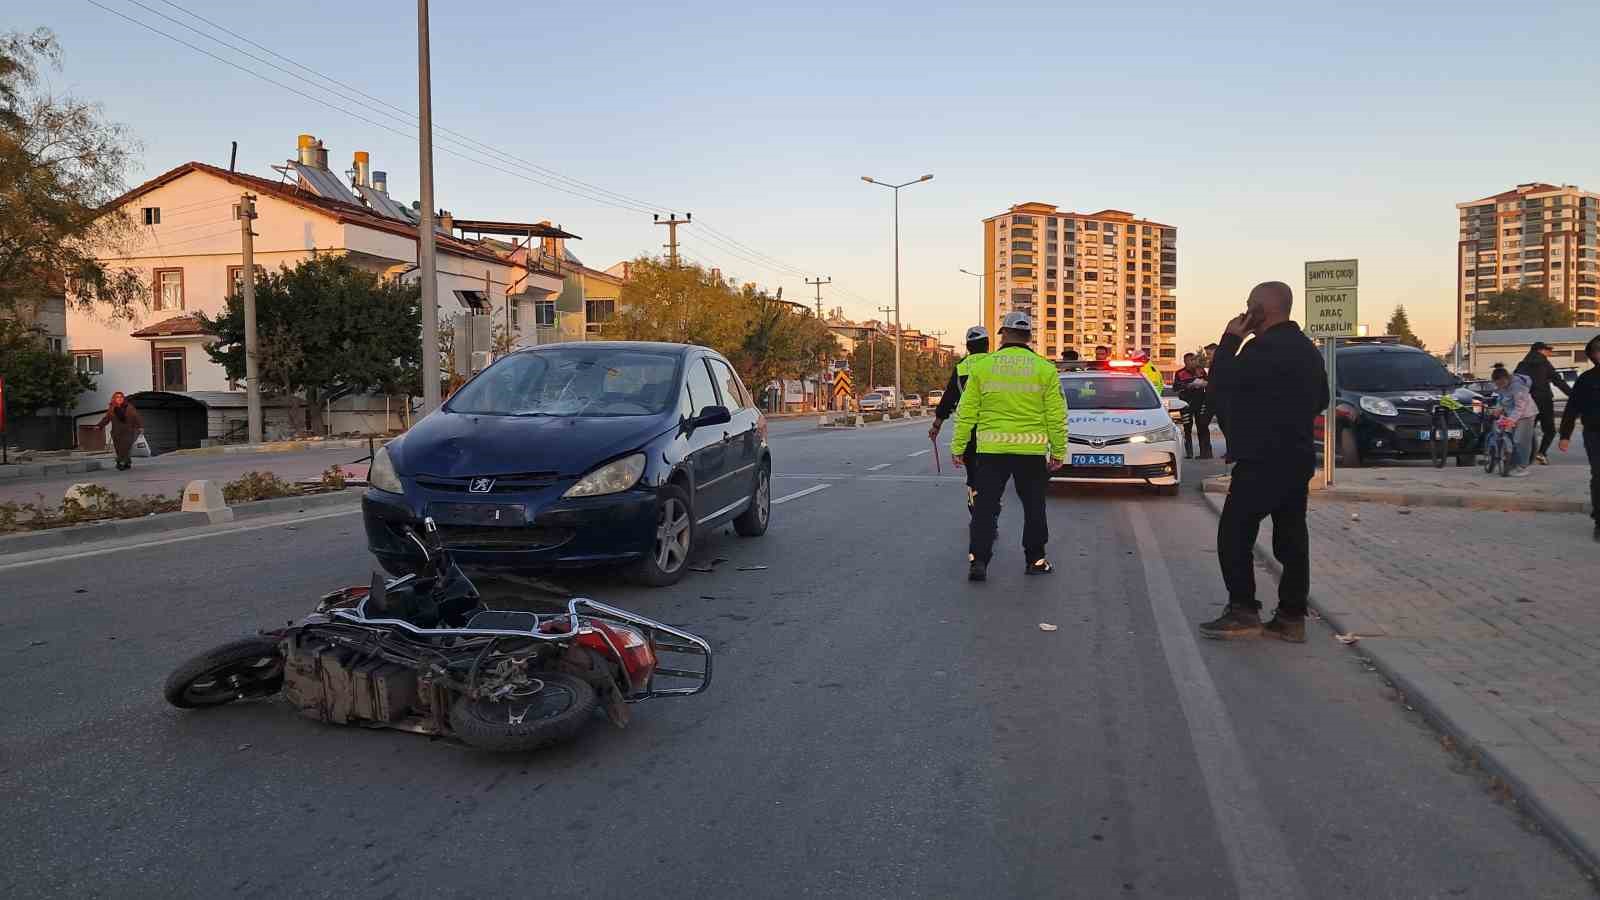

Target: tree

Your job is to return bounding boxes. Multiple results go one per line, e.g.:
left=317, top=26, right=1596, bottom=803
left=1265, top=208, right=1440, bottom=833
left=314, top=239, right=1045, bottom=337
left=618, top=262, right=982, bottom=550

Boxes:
left=0, top=29, right=145, bottom=319
left=1385, top=305, right=1425, bottom=349
left=1472, top=288, right=1575, bottom=331
left=731, top=286, right=839, bottom=394
left=611, top=257, right=750, bottom=354
left=0, top=318, right=92, bottom=416
left=198, top=256, right=421, bottom=433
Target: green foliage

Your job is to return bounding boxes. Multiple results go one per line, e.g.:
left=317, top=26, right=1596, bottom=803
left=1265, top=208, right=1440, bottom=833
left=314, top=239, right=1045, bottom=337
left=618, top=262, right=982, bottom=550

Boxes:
left=1385, top=305, right=1425, bottom=350
left=320, top=465, right=347, bottom=491
left=220, top=471, right=300, bottom=505
left=846, top=333, right=950, bottom=398
left=0, top=28, right=146, bottom=319
left=1472, top=288, right=1575, bottom=331
left=730, top=285, right=839, bottom=392
left=0, top=486, right=180, bottom=534
left=198, top=255, right=422, bottom=433
left=611, top=257, right=752, bottom=352
left=0, top=317, right=93, bottom=415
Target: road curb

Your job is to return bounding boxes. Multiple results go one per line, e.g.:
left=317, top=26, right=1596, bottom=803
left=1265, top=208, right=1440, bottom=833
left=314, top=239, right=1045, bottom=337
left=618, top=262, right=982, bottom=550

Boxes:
left=1201, top=474, right=1590, bottom=515
left=0, top=489, right=363, bottom=556
left=1200, top=490, right=1600, bottom=875
left=166, top=437, right=389, bottom=458
left=0, top=458, right=110, bottom=482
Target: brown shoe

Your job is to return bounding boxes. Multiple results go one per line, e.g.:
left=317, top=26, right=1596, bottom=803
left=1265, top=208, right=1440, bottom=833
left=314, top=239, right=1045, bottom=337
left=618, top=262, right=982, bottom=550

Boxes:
left=1262, top=614, right=1306, bottom=643
left=1199, top=605, right=1262, bottom=640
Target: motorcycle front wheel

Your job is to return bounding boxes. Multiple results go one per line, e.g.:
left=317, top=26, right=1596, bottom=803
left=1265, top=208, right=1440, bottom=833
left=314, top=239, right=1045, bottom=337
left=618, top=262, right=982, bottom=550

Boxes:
left=448, top=671, right=597, bottom=752
left=164, top=637, right=285, bottom=709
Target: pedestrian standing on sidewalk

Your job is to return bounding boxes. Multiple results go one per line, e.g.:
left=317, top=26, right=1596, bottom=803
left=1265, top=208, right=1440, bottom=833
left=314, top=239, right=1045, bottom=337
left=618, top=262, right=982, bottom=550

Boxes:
left=1515, top=341, right=1572, bottom=465
left=1556, top=335, right=1600, bottom=542
left=1492, top=364, right=1539, bottom=478
left=1172, top=353, right=1212, bottom=459
left=1200, top=282, right=1328, bottom=642
left=96, top=391, right=144, bottom=471
left=950, top=312, right=1068, bottom=582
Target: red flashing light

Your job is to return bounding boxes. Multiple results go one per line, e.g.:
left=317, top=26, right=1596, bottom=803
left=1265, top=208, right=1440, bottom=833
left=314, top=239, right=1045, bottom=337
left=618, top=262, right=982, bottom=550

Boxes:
left=1107, top=359, right=1139, bottom=368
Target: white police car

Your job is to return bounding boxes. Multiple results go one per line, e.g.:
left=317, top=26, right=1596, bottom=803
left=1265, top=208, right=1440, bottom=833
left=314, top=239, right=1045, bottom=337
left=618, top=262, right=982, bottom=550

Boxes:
left=1055, top=366, right=1183, bottom=495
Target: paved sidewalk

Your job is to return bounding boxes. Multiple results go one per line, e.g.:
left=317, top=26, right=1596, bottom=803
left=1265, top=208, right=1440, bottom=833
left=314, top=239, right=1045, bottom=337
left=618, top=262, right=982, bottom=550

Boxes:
left=1204, top=491, right=1600, bottom=870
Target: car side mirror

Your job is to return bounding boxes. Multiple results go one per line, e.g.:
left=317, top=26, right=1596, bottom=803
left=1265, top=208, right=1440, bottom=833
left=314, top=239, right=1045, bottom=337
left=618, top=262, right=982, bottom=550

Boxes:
left=692, top=405, right=732, bottom=429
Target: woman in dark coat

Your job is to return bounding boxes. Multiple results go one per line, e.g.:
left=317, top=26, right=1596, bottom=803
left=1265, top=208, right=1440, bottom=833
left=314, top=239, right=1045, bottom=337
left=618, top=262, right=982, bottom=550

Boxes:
left=97, top=392, right=144, bottom=470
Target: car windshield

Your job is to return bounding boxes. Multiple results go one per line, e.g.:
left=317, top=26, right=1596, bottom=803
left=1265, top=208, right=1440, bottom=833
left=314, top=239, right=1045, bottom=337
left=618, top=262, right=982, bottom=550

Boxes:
left=446, top=348, right=681, bottom=417
left=1339, top=351, right=1457, bottom=392
left=1061, top=375, right=1160, bottom=410
left=864, top=393, right=883, bottom=401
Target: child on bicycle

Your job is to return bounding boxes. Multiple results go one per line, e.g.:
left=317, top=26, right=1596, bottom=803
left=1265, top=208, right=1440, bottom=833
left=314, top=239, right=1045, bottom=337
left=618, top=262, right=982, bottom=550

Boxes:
left=1491, top=364, right=1538, bottom=477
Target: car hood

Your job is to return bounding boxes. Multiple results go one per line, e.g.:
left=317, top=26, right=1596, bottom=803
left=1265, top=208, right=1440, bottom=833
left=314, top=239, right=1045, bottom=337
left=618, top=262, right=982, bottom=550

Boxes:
left=1337, top=387, right=1482, bottom=407
left=393, top=411, right=673, bottom=477
left=1067, top=408, right=1171, bottom=437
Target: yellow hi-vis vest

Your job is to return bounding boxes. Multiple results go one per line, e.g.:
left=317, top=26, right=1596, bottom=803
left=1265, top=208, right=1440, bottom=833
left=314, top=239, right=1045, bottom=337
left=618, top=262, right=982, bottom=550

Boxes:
left=950, top=346, right=1068, bottom=458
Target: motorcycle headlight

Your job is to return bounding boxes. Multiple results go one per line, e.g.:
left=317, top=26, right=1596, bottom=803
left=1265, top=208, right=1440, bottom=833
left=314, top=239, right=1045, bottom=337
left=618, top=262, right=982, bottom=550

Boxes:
left=563, top=453, right=646, bottom=498
left=368, top=445, right=404, bottom=494
left=1128, top=424, right=1180, bottom=444
left=1359, top=395, right=1398, bottom=417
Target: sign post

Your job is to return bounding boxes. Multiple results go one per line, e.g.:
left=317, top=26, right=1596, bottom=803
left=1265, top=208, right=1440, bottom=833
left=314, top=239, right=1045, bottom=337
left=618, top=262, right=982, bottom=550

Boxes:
left=0, top=375, right=7, bottom=465
left=1304, top=260, right=1358, bottom=488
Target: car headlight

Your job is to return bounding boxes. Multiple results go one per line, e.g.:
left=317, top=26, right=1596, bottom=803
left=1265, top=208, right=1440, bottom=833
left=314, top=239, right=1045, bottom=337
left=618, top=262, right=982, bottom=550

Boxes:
left=1359, top=395, right=1398, bottom=417
left=368, top=445, right=403, bottom=493
left=563, top=453, right=646, bottom=498
left=1128, top=424, right=1180, bottom=444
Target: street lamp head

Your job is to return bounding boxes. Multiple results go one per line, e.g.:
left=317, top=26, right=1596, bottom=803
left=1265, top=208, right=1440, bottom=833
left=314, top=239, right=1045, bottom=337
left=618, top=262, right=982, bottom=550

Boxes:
left=860, top=176, right=875, bottom=184
left=919, top=174, right=933, bottom=182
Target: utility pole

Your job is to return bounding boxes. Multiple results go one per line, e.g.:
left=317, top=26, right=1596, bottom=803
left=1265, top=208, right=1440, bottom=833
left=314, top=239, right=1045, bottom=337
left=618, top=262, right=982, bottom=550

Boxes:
left=654, top=212, right=691, bottom=267
left=416, top=0, right=441, bottom=414
left=875, top=305, right=894, bottom=393
left=238, top=193, right=262, bottom=443
left=806, top=277, right=832, bottom=410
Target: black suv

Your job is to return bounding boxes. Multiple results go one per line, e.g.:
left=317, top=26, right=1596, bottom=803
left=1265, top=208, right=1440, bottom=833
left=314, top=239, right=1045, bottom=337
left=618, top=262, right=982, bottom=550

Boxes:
left=1329, top=340, right=1486, bottom=467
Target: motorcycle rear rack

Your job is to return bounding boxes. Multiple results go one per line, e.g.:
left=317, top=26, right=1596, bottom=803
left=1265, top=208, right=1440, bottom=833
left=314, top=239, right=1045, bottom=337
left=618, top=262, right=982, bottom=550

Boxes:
left=330, top=594, right=711, bottom=700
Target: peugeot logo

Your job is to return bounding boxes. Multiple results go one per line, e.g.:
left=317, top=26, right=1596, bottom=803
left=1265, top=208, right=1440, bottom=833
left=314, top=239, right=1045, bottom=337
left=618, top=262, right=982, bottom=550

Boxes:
left=468, top=477, right=495, bottom=493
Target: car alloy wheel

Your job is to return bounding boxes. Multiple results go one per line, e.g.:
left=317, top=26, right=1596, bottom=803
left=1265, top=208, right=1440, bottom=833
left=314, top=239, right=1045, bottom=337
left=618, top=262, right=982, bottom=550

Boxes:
left=755, top=469, right=770, bottom=527
left=655, top=496, right=691, bottom=574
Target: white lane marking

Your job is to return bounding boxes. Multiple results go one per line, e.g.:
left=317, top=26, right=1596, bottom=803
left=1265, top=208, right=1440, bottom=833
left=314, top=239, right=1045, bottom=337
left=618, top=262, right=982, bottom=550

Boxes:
left=771, top=484, right=831, bottom=505
left=906, top=449, right=931, bottom=458
left=1124, top=502, right=1306, bottom=900
left=866, top=463, right=892, bottom=471
left=0, top=507, right=361, bottom=573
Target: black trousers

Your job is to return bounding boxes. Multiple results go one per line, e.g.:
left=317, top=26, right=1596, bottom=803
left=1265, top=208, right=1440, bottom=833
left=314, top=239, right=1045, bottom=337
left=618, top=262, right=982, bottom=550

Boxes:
left=1536, top=398, right=1557, bottom=456
left=1180, top=405, right=1214, bottom=458
left=1586, top=431, right=1600, bottom=525
left=962, top=447, right=980, bottom=519
left=969, top=454, right=1049, bottom=565
left=1217, top=460, right=1310, bottom=616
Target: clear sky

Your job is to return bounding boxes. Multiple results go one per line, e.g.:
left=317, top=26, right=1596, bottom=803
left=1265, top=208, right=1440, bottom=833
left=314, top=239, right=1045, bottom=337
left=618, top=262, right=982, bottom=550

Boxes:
left=17, top=0, right=1600, bottom=352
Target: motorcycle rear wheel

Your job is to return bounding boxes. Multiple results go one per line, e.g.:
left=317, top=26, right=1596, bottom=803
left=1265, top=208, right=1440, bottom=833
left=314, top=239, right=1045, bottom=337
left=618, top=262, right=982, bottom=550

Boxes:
left=449, top=671, right=597, bottom=752
left=164, top=637, right=285, bottom=709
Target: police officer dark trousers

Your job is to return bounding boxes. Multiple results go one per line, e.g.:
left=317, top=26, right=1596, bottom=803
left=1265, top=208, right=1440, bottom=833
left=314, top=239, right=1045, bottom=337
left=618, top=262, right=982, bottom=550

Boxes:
left=950, top=313, right=1068, bottom=581
left=930, top=326, right=992, bottom=521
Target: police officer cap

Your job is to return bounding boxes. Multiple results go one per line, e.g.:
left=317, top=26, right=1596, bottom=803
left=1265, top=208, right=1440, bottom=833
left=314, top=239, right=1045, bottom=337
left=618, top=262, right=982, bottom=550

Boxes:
left=1000, top=311, right=1034, bottom=332
left=964, top=325, right=989, bottom=342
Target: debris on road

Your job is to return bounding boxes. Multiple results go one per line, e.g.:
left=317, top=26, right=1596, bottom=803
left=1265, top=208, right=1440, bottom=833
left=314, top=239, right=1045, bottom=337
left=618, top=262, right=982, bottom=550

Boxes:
left=1038, top=623, right=1059, bottom=632
left=1349, top=512, right=1361, bottom=522
left=1335, top=633, right=1360, bottom=644
left=736, top=565, right=769, bottom=571
left=1397, top=508, right=1412, bottom=515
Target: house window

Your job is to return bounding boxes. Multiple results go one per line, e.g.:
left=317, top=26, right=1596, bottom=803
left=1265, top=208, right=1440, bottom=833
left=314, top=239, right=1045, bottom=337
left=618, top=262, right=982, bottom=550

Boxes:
left=509, top=301, right=521, bottom=328
left=534, top=300, right=556, bottom=327
left=46, top=337, right=64, bottom=353
left=586, top=299, right=616, bottom=333
left=73, top=350, right=104, bottom=375
left=453, top=290, right=491, bottom=313
left=142, top=207, right=160, bottom=225
left=154, top=268, right=184, bottom=310
left=155, top=347, right=186, bottom=391
left=227, top=265, right=263, bottom=298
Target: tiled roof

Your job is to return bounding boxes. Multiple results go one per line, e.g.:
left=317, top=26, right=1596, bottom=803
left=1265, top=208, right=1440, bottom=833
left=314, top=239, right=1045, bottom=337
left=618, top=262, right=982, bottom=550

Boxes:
left=1464, top=183, right=1569, bottom=205
left=129, top=314, right=206, bottom=337
left=105, top=162, right=513, bottom=267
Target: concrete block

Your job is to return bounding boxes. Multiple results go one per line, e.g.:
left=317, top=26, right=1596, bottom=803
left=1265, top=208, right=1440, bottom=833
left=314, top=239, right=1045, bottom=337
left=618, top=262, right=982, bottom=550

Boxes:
left=181, top=479, right=234, bottom=524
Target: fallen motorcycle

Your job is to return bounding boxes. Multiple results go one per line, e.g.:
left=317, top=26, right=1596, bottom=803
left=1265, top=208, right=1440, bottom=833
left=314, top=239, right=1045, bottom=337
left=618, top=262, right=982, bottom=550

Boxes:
left=163, top=519, right=711, bottom=752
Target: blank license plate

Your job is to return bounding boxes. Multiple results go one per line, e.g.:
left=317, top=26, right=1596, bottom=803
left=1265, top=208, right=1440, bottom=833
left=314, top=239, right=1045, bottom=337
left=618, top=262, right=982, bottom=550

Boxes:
left=427, top=502, right=527, bottom=526
left=1071, top=453, right=1124, bottom=466
left=1417, top=430, right=1464, bottom=440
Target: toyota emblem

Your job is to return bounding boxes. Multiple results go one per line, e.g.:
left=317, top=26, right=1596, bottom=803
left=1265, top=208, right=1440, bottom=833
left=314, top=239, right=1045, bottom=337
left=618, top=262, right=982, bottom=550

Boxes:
left=468, top=477, right=495, bottom=493
left=1090, top=439, right=1107, bottom=449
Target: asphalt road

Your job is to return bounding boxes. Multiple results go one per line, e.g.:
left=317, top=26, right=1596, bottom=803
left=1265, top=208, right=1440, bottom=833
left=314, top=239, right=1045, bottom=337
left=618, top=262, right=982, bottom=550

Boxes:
left=2, top=416, right=1593, bottom=898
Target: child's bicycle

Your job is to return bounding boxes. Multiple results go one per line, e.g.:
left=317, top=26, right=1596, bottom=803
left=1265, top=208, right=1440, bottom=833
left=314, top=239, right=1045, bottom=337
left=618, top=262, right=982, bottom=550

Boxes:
left=1482, top=414, right=1517, bottom=477
left=1427, top=394, right=1471, bottom=468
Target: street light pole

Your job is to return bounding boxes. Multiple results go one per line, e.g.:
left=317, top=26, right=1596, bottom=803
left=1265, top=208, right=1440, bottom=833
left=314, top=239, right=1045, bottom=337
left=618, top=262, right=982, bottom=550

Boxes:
left=862, top=174, right=933, bottom=411
left=416, top=0, right=441, bottom=414
left=959, top=267, right=996, bottom=327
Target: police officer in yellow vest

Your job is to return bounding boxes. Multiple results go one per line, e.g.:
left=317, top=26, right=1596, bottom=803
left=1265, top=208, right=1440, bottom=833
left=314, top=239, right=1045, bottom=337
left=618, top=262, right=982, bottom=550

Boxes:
left=1131, top=349, right=1165, bottom=394
left=950, top=312, right=1068, bottom=581
left=930, top=325, right=992, bottom=520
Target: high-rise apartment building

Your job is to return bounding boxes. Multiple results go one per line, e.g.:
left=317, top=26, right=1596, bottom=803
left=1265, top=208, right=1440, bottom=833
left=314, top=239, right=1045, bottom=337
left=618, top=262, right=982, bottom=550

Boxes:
left=1456, top=183, right=1599, bottom=349
left=982, top=202, right=1178, bottom=370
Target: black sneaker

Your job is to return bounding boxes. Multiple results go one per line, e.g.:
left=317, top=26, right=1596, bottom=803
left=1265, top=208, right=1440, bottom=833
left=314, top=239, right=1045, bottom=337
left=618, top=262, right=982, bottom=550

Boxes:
left=1262, top=614, right=1307, bottom=643
left=1026, top=559, right=1054, bottom=575
left=1592, top=524, right=1599, bottom=544
left=1199, top=605, right=1262, bottom=640
left=968, top=556, right=987, bottom=582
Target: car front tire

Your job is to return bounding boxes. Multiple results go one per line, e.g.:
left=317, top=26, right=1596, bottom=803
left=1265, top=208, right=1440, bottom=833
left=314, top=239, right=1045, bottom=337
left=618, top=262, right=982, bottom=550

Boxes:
left=733, top=462, right=771, bottom=537
left=631, top=484, right=694, bottom=587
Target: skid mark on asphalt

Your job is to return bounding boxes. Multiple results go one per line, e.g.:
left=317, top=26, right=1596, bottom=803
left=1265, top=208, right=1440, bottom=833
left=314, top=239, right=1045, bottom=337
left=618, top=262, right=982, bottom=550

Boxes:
left=772, top=484, right=832, bottom=505
left=1124, top=502, right=1306, bottom=900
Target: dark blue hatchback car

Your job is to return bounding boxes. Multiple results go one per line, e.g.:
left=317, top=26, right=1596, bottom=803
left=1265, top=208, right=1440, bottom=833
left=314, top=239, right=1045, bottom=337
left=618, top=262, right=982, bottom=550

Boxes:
left=363, top=342, right=771, bottom=586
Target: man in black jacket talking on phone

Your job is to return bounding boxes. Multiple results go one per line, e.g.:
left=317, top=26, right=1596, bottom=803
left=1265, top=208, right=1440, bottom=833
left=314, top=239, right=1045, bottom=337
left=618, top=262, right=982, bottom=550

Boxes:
left=1200, top=282, right=1328, bottom=643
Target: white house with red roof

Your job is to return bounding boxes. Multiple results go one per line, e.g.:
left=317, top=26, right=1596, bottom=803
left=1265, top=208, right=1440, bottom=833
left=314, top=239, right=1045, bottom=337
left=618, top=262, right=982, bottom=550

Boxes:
left=68, top=134, right=578, bottom=452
